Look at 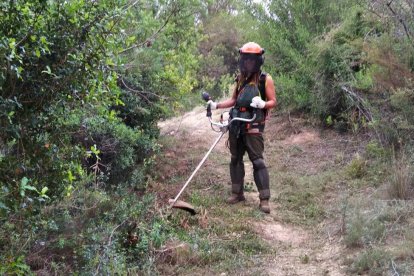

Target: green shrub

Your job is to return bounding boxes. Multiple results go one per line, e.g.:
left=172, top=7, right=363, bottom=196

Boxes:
left=346, top=153, right=367, bottom=179
left=79, top=115, right=157, bottom=185
left=344, top=211, right=364, bottom=247
left=306, top=8, right=385, bottom=130
left=389, top=88, right=414, bottom=145
left=0, top=0, right=131, bottom=207
left=349, top=248, right=389, bottom=275
left=275, top=73, right=312, bottom=111
left=0, top=1, right=168, bottom=273
left=0, top=255, right=32, bottom=276
left=352, top=66, right=374, bottom=91
left=365, top=140, right=388, bottom=159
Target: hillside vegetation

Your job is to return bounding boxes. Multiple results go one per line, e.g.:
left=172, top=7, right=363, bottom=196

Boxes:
left=1, top=0, right=413, bottom=274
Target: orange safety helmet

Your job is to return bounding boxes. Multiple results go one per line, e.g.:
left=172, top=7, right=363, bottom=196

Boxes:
left=238, top=42, right=265, bottom=73
left=239, top=42, right=265, bottom=55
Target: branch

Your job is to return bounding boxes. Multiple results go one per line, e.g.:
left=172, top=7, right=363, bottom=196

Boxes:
left=107, top=219, right=128, bottom=247
left=363, top=2, right=384, bottom=20
left=120, top=77, right=165, bottom=102
left=340, top=85, right=373, bottom=122
left=118, top=6, right=178, bottom=54
left=386, top=0, right=412, bottom=41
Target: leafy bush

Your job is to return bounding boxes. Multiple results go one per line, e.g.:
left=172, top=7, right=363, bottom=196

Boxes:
left=0, top=0, right=166, bottom=273
left=1, top=0, right=130, bottom=204
left=275, top=73, right=312, bottom=111
left=346, top=153, right=367, bottom=179
left=69, top=114, right=158, bottom=187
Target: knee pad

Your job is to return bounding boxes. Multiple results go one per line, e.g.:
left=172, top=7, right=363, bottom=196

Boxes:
left=252, top=158, right=266, bottom=170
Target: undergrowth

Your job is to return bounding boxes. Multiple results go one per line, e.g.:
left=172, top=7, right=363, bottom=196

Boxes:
left=150, top=134, right=274, bottom=275
left=340, top=139, right=414, bottom=274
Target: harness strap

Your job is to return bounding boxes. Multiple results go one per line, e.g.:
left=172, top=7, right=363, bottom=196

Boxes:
left=245, top=122, right=265, bottom=134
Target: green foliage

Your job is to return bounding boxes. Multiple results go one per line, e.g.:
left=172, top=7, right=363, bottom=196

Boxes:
left=308, top=9, right=381, bottom=126
left=70, top=113, right=158, bottom=186
left=388, top=88, right=414, bottom=145
left=352, top=66, right=375, bottom=91
left=365, top=140, right=388, bottom=159
left=119, top=0, right=203, bottom=115
left=345, top=211, right=386, bottom=248
left=275, top=73, right=311, bottom=110
left=344, top=211, right=364, bottom=247
left=1, top=0, right=132, bottom=204
left=349, top=248, right=389, bottom=275
left=197, top=8, right=245, bottom=100
left=0, top=0, right=202, bottom=273
left=253, top=0, right=350, bottom=108
left=0, top=255, right=32, bottom=276
left=346, top=153, right=367, bottom=179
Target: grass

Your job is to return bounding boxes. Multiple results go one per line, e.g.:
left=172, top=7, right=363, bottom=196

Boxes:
left=271, top=171, right=335, bottom=226
left=344, top=210, right=386, bottom=248
left=388, top=154, right=413, bottom=199
left=348, top=248, right=389, bottom=275
left=153, top=133, right=275, bottom=275
left=341, top=184, right=414, bottom=274
left=164, top=191, right=274, bottom=274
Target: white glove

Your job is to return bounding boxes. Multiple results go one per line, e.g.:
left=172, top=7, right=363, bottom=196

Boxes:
left=250, top=96, right=266, bottom=109
left=207, top=100, right=218, bottom=110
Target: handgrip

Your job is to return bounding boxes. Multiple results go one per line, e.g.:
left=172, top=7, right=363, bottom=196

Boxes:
left=202, top=92, right=212, bottom=117
left=202, top=92, right=211, bottom=102
left=206, top=104, right=212, bottom=117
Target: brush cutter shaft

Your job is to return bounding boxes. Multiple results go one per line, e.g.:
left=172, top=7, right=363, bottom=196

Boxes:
left=170, top=131, right=225, bottom=206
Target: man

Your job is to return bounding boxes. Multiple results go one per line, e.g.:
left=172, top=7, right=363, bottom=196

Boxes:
left=208, top=42, right=276, bottom=213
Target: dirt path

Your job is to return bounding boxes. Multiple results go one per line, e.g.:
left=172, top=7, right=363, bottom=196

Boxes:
left=158, top=107, right=351, bottom=275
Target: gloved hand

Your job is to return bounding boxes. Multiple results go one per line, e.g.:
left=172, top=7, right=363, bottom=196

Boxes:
left=207, top=100, right=218, bottom=110
left=250, top=96, right=266, bottom=109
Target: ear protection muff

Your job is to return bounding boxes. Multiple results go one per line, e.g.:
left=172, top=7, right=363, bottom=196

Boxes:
left=258, top=55, right=264, bottom=66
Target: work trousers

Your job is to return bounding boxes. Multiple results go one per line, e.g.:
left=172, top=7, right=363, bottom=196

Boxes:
left=228, top=131, right=270, bottom=200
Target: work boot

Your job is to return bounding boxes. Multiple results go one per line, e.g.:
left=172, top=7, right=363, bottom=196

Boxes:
left=226, top=193, right=245, bottom=204
left=259, top=199, right=270, bottom=213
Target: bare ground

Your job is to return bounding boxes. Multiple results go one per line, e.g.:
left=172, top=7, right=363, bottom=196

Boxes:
left=157, top=107, right=363, bottom=275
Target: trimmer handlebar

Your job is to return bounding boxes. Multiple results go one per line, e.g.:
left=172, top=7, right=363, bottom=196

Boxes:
left=208, top=113, right=256, bottom=129
left=201, top=91, right=257, bottom=131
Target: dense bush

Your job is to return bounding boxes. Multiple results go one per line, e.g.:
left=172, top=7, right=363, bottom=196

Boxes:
left=0, top=0, right=173, bottom=273
left=1, top=0, right=130, bottom=204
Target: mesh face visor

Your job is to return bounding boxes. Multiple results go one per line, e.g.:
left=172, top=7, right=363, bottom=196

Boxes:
left=239, top=53, right=263, bottom=74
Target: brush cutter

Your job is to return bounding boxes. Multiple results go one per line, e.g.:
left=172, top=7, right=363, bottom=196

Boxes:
left=169, top=92, right=257, bottom=215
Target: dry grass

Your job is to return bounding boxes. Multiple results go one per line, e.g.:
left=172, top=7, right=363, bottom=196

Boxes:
left=388, top=154, right=413, bottom=200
